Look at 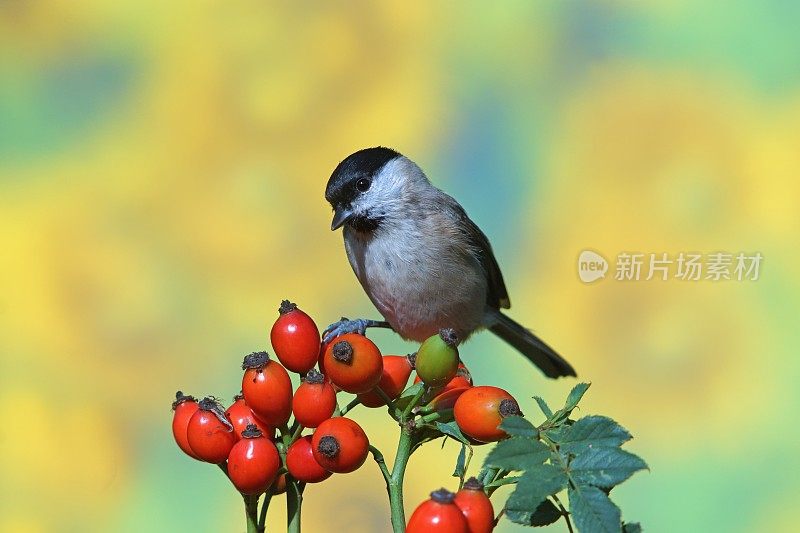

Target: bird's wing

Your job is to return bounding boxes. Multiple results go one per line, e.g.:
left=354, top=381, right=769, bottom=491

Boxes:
left=445, top=197, right=511, bottom=310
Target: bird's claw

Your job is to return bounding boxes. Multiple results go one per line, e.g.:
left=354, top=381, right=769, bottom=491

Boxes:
left=322, top=317, right=370, bottom=343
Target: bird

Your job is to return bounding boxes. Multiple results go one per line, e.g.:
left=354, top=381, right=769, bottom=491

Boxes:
left=322, top=147, right=576, bottom=378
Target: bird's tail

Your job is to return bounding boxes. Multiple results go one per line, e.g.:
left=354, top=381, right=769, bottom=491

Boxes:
left=485, top=309, right=576, bottom=378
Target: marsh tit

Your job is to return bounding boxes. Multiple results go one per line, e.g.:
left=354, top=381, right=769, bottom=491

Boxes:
left=323, top=147, right=575, bottom=378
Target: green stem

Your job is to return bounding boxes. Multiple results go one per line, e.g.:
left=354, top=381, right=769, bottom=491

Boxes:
left=401, top=387, right=427, bottom=423
left=339, top=397, right=361, bottom=417
left=286, top=479, right=303, bottom=533
left=485, top=475, right=520, bottom=494
left=372, top=386, right=400, bottom=419
left=258, top=491, right=272, bottom=531
left=552, top=494, right=574, bottom=533
left=388, top=427, right=415, bottom=532
left=458, top=445, right=474, bottom=490
left=243, top=494, right=260, bottom=533
left=289, top=424, right=304, bottom=443
left=369, top=445, right=392, bottom=488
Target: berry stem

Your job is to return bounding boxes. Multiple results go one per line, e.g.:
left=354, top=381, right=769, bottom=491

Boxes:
left=400, top=386, right=427, bottom=424
left=258, top=492, right=272, bottom=532
left=371, top=386, right=400, bottom=419
left=286, top=478, right=304, bottom=533
left=339, top=397, right=361, bottom=417
left=369, top=445, right=391, bottom=487
left=243, top=494, right=260, bottom=533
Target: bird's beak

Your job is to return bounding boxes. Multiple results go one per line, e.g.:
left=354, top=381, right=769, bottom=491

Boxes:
left=331, top=206, right=354, bottom=231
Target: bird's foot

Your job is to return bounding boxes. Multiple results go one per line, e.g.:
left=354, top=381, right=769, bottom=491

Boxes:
left=322, top=317, right=392, bottom=343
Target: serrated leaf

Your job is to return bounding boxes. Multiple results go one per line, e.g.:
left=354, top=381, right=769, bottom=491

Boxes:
left=484, top=437, right=549, bottom=471
left=533, top=396, right=553, bottom=418
left=505, top=464, right=568, bottom=514
left=565, top=382, right=590, bottom=411
left=555, top=416, right=632, bottom=453
left=452, top=443, right=467, bottom=478
left=506, top=498, right=562, bottom=527
left=435, top=421, right=470, bottom=445
left=568, top=485, right=621, bottom=533
left=623, top=522, right=642, bottom=533
left=570, top=447, right=648, bottom=488
left=499, top=416, right=539, bottom=438
left=548, top=383, right=591, bottom=426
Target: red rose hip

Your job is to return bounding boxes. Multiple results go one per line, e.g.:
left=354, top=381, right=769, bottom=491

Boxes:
left=227, top=424, right=281, bottom=495
left=292, top=370, right=337, bottom=428
left=241, top=351, right=293, bottom=427
left=407, top=489, right=469, bottom=533
left=186, top=397, right=236, bottom=463
left=322, top=334, right=383, bottom=393
left=311, top=417, right=369, bottom=473
left=270, top=300, right=321, bottom=373
left=171, top=391, right=200, bottom=459
left=286, top=435, right=333, bottom=483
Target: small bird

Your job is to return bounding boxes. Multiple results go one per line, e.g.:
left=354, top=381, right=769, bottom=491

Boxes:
left=323, top=147, right=576, bottom=378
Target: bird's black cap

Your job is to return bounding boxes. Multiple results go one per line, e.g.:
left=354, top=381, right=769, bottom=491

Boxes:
left=325, top=147, right=400, bottom=206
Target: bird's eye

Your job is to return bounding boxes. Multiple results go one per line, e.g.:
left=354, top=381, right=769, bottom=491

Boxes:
left=355, top=178, right=371, bottom=192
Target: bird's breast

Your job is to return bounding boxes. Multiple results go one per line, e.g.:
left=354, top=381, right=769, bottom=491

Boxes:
left=344, top=224, right=487, bottom=342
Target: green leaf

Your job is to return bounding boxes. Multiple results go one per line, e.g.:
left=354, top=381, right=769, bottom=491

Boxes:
left=393, top=382, right=424, bottom=411
left=435, top=421, right=470, bottom=445
left=452, top=443, right=467, bottom=479
left=506, top=498, right=562, bottom=527
left=565, top=382, right=591, bottom=412
left=500, top=416, right=539, bottom=438
left=549, top=382, right=591, bottom=425
left=484, top=437, right=549, bottom=471
left=570, top=447, right=648, bottom=488
left=533, top=396, right=553, bottom=418
left=554, top=416, right=632, bottom=453
left=505, top=464, right=568, bottom=514
left=568, top=485, right=622, bottom=533
left=623, top=522, right=642, bottom=533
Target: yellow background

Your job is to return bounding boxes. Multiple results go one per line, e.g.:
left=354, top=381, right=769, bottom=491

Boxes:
left=1, top=2, right=798, bottom=532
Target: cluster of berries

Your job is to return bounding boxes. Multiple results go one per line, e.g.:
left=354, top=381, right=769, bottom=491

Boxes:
left=171, top=301, right=523, bottom=531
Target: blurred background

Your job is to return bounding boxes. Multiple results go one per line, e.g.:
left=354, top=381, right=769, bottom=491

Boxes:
left=1, top=1, right=798, bottom=532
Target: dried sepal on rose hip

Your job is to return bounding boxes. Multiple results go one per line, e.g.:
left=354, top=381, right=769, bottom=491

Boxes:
left=407, top=488, right=469, bottom=533
left=226, top=423, right=281, bottom=495
left=271, top=300, right=321, bottom=374
left=311, top=417, right=369, bottom=473
left=292, top=369, right=337, bottom=428
left=453, top=386, right=523, bottom=443
left=321, top=334, right=383, bottom=393
left=171, top=391, right=201, bottom=459
left=186, top=396, right=236, bottom=463
left=415, top=328, right=460, bottom=388
left=454, top=477, right=495, bottom=533
left=241, top=351, right=293, bottom=427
